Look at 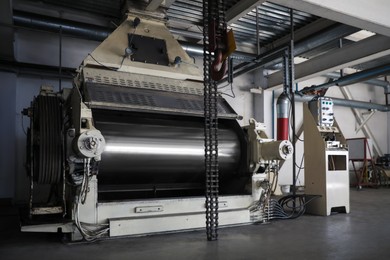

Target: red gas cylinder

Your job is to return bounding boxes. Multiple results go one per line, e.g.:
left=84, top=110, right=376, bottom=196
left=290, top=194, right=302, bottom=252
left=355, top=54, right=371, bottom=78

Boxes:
left=276, top=93, right=289, bottom=141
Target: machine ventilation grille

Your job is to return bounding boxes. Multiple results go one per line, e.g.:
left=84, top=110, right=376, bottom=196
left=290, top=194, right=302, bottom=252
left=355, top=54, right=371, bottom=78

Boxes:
left=84, top=69, right=204, bottom=96
left=93, top=90, right=157, bottom=107
left=85, top=83, right=237, bottom=119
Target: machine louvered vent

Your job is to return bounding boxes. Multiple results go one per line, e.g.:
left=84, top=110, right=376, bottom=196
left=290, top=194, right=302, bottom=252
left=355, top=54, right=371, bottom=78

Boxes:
left=85, top=83, right=235, bottom=117
left=93, top=90, right=157, bottom=107
left=90, top=75, right=203, bottom=95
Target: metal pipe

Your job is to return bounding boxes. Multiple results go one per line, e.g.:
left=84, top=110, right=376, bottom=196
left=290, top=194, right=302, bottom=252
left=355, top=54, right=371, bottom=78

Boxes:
left=293, top=24, right=358, bottom=58
left=13, top=11, right=256, bottom=62
left=300, top=64, right=390, bottom=94
left=326, top=72, right=389, bottom=88
left=13, top=11, right=358, bottom=67
left=0, top=59, right=74, bottom=79
left=226, top=46, right=288, bottom=81
left=180, top=41, right=255, bottom=61
left=59, top=25, right=62, bottom=91
left=289, top=8, right=297, bottom=202
left=13, top=10, right=111, bottom=41
left=294, top=94, right=390, bottom=111
left=230, top=23, right=360, bottom=79
left=255, top=6, right=260, bottom=55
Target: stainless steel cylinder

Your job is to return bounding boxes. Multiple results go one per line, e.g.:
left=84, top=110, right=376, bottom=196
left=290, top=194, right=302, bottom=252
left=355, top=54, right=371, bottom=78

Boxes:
left=260, top=140, right=293, bottom=160
left=94, top=113, right=242, bottom=185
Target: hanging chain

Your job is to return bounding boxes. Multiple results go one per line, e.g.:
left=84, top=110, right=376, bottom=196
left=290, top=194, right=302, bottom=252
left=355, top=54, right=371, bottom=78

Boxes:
left=203, top=0, right=226, bottom=241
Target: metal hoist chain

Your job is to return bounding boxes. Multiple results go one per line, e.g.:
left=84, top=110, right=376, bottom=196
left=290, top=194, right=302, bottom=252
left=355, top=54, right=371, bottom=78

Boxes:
left=203, top=0, right=226, bottom=241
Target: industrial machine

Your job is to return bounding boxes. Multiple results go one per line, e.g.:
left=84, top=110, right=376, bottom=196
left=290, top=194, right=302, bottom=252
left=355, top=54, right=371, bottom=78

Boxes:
left=304, top=97, right=350, bottom=216
left=21, top=12, right=293, bottom=241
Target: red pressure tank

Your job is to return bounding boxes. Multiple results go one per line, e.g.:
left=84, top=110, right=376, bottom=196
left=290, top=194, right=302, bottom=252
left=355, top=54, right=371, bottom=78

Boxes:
left=276, top=93, right=289, bottom=141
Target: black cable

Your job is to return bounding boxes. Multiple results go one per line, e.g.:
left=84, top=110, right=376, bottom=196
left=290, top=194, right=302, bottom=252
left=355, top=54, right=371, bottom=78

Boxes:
left=87, top=26, right=136, bottom=72
left=21, top=114, right=27, bottom=136
left=274, top=194, right=321, bottom=219
left=284, top=93, right=304, bottom=142
left=218, top=83, right=235, bottom=98
left=87, top=53, right=119, bottom=71
left=118, top=55, right=126, bottom=70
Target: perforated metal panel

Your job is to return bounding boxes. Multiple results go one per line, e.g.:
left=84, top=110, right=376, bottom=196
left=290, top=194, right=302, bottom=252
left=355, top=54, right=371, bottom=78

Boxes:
left=84, top=83, right=237, bottom=119
left=83, top=68, right=204, bottom=95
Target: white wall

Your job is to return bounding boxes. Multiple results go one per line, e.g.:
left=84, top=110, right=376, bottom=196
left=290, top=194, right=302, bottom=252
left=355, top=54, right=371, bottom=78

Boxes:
left=388, top=112, right=390, bottom=153
left=220, top=73, right=255, bottom=126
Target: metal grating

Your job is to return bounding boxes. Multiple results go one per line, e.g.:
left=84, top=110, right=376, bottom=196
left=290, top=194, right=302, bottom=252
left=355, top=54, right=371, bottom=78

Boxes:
left=167, top=0, right=319, bottom=47
left=83, top=68, right=204, bottom=95
left=85, top=83, right=237, bottom=118
left=30, top=0, right=320, bottom=53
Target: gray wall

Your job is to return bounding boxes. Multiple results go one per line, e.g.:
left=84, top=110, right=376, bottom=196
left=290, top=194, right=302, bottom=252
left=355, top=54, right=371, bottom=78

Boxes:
left=0, top=72, right=16, bottom=198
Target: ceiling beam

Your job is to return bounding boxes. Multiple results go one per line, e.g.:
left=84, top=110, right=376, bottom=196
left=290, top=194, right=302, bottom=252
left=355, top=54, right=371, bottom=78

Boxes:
left=270, top=0, right=390, bottom=37
left=146, top=0, right=164, bottom=11
left=226, top=0, right=267, bottom=25
left=267, top=35, right=390, bottom=88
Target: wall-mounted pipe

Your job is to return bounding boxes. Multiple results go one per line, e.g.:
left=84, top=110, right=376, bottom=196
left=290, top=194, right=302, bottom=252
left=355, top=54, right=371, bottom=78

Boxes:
left=295, top=94, right=390, bottom=111
left=13, top=10, right=111, bottom=41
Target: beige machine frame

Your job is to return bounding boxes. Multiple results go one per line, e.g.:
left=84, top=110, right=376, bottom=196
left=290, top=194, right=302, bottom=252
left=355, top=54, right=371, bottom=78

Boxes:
left=304, top=103, right=350, bottom=216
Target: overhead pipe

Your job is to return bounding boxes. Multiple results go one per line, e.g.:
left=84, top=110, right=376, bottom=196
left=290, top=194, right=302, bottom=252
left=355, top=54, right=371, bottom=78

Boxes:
left=13, top=10, right=111, bottom=41
left=13, top=11, right=359, bottom=66
left=294, top=94, right=390, bottom=111
left=266, top=24, right=360, bottom=70
left=299, top=64, right=390, bottom=94
left=15, top=9, right=387, bottom=98
left=231, top=23, right=360, bottom=77
left=0, top=59, right=75, bottom=79
left=13, top=10, right=255, bottom=61
left=292, top=24, right=359, bottom=57
left=180, top=41, right=255, bottom=61
left=326, top=72, right=389, bottom=89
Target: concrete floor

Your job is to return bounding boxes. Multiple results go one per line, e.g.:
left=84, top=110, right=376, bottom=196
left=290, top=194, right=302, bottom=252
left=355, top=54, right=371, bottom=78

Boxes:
left=1, top=188, right=389, bottom=260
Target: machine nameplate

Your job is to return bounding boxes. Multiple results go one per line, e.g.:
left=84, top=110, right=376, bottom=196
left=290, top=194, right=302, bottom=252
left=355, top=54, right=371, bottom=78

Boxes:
left=135, top=206, right=164, bottom=213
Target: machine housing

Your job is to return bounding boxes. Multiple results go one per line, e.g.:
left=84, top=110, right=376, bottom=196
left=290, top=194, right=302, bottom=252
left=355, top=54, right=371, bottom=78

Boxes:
left=21, top=13, right=293, bottom=240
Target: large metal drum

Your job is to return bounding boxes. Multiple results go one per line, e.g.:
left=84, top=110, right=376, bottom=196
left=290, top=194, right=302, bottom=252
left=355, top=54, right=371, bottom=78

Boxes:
left=94, top=111, right=243, bottom=188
